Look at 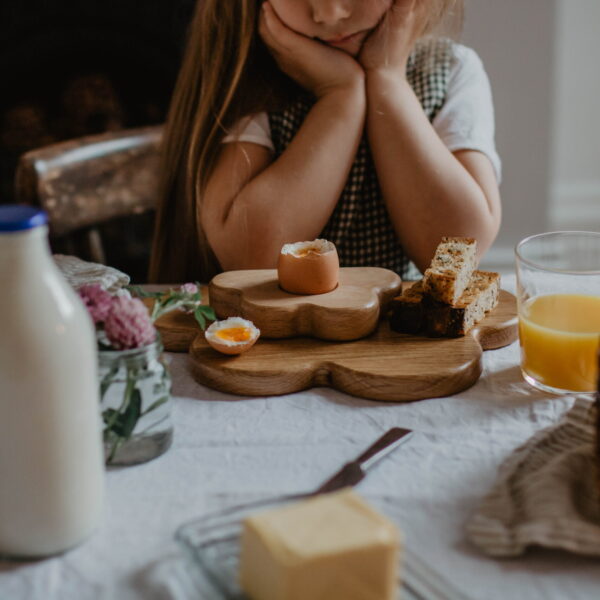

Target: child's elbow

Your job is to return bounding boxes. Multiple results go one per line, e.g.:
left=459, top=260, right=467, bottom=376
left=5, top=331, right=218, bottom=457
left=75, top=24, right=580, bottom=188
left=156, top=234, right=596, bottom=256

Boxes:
left=478, top=201, right=502, bottom=258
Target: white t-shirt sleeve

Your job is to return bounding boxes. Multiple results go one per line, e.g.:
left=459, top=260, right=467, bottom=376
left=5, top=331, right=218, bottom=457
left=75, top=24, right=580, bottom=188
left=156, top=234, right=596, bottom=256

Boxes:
left=433, top=44, right=502, bottom=182
left=222, top=112, right=274, bottom=152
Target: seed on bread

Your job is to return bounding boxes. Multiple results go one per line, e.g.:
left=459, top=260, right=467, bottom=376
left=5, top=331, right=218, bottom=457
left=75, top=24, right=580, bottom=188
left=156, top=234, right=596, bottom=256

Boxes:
left=424, top=271, right=500, bottom=336
left=423, top=237, right=478, bottom=305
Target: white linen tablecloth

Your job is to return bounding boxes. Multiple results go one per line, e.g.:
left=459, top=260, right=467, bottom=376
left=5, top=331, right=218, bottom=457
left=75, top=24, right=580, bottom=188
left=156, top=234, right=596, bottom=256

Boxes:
left=1, top=275, right=599, bottom=600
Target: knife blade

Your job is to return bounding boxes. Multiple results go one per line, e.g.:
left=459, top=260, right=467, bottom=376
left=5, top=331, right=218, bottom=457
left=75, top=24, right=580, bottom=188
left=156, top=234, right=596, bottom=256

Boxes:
left=313, top=427, right=413, bottom=495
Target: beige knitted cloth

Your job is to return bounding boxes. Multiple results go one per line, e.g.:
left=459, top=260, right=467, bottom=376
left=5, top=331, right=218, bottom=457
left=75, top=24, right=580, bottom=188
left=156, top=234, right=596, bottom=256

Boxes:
left=53, top=254, right=130, bottom=293
left=467, top=395, right=600, bottom=557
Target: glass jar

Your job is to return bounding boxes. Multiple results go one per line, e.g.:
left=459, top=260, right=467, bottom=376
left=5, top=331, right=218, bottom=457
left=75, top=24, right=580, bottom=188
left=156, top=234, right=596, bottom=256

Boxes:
left=99, top=338, right=173, bottom=465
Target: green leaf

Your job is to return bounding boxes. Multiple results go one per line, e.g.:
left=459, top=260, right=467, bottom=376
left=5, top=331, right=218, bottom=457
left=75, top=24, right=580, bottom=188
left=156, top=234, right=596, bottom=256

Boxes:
left=102, top=367, right=140, bottom=439
left=194, top=308, right=206, bottom=330
left=196, top=304, right=217, bottom=321
left=142, top=396, right=169, bottom=416
left=110, top=388, right=142, bottom=439
left=102, top=408, right=120, bottom=425
left=191, top=305, right=216, bottom=330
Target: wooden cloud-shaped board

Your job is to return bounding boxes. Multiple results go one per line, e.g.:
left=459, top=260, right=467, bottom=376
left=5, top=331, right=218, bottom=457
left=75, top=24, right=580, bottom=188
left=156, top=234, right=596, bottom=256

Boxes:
left=150, top=277, right=518, bottom=403
left=190, top=290, right=517, bottom=402
left=187, top=288, right=517, bottom=402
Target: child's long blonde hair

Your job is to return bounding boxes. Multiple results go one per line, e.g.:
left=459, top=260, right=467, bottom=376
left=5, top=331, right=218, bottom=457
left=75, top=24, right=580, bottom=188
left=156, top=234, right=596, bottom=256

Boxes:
left=149, top=0, right=463, bottom=283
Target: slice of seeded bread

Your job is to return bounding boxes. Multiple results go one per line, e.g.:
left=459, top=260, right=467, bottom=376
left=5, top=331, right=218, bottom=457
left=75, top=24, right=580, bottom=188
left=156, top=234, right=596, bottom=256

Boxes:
left=425, top=271, right=500, bottom=336
left=423, top=237, right=478, bottom=305
left=390, top=271, right=500, bottom=337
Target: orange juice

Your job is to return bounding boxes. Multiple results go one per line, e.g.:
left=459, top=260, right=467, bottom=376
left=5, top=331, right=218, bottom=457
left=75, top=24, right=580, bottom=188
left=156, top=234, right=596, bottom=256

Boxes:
left=519, top=294, right=600, bottom=392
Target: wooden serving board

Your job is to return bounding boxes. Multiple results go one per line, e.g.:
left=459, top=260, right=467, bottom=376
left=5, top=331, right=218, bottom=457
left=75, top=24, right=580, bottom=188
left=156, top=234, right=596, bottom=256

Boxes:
left=208, top=267, right=402, bottom=341
left=152, top=283, right=518, bottom=403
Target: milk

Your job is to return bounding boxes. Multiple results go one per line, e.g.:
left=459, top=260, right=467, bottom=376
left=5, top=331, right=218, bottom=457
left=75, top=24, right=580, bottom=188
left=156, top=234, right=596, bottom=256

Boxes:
left=0, top=206, right=105, bottom=558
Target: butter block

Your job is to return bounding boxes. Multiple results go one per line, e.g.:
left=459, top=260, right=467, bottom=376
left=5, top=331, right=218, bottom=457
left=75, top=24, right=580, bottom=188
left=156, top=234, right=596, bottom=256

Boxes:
left=239, top=489, right=401, bottom=600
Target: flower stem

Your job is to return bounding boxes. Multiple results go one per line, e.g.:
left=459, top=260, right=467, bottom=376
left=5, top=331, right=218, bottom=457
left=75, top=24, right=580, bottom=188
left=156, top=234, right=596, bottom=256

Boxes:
left=107, top=436, right=124, bottom=463
left=105, top=366, right=137, bottom=463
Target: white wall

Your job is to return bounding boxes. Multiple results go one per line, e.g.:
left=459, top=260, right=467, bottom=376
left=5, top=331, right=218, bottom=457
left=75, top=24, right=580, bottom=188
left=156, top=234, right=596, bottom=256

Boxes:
left=550, top=0, right=600, bottom=230
left=461, top=0, right=557, bottom=271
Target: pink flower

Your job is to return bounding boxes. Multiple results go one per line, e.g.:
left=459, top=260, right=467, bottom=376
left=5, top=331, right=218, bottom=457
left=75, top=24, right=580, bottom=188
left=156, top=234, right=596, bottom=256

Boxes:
left=180, top=283, right=199, bottom=294
left=79, top=284, right=114, bottom=324
left=104, top=297, right=157, bottom=350
left=178, top=282, right=200, bottom=314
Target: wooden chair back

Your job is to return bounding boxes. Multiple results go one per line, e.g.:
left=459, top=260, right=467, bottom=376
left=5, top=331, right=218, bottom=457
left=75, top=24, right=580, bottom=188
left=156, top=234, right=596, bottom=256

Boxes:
left=15, top=125, right=163, bottom=267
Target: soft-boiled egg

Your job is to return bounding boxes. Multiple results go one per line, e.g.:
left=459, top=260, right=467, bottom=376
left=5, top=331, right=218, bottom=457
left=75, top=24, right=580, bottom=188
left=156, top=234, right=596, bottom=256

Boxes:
left=205, top=317, right=260, bottom=355
left=277, top=239, right=339, bottom=295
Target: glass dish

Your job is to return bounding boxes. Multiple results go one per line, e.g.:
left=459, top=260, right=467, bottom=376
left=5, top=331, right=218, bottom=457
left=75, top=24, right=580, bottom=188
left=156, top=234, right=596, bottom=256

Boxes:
left=175, top=494, right=473, bottom=600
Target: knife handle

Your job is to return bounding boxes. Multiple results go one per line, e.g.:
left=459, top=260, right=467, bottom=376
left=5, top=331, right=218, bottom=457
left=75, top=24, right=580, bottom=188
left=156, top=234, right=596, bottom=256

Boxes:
left=312, top=427, right=414, bottom=496
left=356, top=427, right=413, bottom=470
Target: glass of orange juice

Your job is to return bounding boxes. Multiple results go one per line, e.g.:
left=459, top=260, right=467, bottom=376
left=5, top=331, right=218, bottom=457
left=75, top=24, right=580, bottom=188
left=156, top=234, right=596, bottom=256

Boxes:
left=516, top=231, right=600, bottom=394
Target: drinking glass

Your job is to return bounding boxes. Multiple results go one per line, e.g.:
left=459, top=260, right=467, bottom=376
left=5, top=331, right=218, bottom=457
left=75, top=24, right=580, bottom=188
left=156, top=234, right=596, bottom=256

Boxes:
left=515, top=231, right=600, bottom=394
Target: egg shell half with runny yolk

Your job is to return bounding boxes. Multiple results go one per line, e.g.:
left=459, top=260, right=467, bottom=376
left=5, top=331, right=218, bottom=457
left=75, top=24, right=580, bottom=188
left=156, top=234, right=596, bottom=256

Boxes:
left=277, top=239, right=339, bottom=295
left=205, top=317, right=260, bottom=355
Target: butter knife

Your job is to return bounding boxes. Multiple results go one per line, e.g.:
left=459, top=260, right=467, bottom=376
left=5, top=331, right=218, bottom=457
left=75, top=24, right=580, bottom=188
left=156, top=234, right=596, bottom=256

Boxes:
left=313, top=427, right=413, bottom=495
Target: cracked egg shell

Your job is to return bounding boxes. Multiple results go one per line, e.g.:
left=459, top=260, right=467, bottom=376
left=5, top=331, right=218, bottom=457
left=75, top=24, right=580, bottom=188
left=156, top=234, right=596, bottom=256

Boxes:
left=205, top=317, right=260, bottom=355
left=277, top=239, right=339, bottom=295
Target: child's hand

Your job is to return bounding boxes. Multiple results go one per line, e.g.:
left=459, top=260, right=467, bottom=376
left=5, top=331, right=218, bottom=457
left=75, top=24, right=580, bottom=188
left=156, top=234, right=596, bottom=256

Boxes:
left=259, top=2, right=364, bottom=98
left=359, top=0, right=427, bottom=75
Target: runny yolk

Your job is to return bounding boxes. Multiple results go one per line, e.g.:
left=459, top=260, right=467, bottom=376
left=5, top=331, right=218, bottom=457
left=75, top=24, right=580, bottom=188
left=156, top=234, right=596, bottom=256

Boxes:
left=295, top=247, right=320, bottom=257
left=215, top=327, right=252, bottom=342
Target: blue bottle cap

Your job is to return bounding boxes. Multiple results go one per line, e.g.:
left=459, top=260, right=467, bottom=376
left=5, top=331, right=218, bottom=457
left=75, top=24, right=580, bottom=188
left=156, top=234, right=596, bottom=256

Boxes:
left=0, top=205, right=48, bottom=231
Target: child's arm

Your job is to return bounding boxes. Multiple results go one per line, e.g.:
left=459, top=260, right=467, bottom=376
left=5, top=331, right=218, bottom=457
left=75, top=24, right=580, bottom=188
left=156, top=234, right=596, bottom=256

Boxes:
left=201, top=3, right=365, bottom=271
left=360, top=0, right=501, bottom=273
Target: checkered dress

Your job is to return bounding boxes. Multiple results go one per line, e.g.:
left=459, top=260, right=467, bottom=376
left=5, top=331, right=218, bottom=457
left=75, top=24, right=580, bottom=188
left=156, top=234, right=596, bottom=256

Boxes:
left=268, top=38, right=454, bottom=278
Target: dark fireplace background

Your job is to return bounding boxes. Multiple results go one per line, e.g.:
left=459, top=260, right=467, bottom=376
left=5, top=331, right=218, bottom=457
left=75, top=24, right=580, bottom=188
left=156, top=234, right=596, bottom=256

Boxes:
left=0, top=0, right=196, bottom=280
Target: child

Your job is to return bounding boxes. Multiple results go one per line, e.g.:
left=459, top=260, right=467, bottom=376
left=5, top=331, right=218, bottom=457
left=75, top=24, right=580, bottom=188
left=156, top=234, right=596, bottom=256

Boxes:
left=149, top=0, right=501, bottom=283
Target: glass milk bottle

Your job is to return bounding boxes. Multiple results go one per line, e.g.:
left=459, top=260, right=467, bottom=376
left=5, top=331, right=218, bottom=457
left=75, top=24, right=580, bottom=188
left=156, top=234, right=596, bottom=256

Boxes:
left=0, top=206, right=104, bottom=558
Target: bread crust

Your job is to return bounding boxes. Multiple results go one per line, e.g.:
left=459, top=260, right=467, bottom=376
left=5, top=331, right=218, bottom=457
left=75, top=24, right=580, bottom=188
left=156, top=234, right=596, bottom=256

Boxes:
left=422, top=237, right=477, bottom=305
left=389, top=281, right=425, bottom=334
